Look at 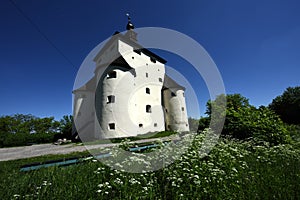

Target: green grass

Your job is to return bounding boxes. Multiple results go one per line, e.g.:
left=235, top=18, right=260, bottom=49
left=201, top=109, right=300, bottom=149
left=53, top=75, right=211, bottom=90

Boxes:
left=1, top=131, right=300, bottom=199
left=84, top=130, right=177, bottom=145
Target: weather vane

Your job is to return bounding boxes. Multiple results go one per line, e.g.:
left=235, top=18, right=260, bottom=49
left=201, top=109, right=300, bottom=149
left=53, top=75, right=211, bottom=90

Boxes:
left=126, top=13, right=131, bottom=22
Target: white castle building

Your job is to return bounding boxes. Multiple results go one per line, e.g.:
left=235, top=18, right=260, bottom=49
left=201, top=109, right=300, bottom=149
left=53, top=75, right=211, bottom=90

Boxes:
left=73, top=18, right=189, bottom=140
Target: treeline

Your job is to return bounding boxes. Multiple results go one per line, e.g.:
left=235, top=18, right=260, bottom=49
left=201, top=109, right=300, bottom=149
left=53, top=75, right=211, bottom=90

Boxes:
left=0, top=114, right=73, bottom=147
left=198, top=86, right=300, bottom=145
left=1, top=86, right=299, bottom=148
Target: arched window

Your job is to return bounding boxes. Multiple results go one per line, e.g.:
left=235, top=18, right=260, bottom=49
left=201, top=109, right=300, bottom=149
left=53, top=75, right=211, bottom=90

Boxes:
left=146, top=105, right=152, bottom=113
left=107, top=71, right=117, bottom=79
left=146, top=87, right=150, bottom=94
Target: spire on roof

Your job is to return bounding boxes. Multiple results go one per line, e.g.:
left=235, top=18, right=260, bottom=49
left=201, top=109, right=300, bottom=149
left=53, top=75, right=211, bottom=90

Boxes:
left=126, top=13, right=134, bottom=30
left=125, top=13, right=137, bottom=41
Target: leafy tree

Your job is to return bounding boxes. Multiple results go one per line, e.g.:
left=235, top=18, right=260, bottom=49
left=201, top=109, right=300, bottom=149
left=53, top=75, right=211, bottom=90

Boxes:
left=269, top=86, right=300, bottom=124
left=199, top=94, right=290, bottom=145
left=0, top=114, right=60, bottom=147
left=33, top=117, right=60, bottom=134
left=59, top=115, right=74, bottom=139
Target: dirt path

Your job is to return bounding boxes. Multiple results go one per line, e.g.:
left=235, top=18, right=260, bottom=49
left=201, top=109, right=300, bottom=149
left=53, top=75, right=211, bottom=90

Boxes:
left=0, top=136, right=177, bottom=161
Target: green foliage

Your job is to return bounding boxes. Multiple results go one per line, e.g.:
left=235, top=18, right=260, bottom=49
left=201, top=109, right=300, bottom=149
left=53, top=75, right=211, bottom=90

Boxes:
left=198, top=117, right=210, bottom=132
left=201, top=94, right=290, bottom=145
left=0, top=114, right=67, bottom=147
left=286, top=124, right=300, bottom=143
left=59, top=115, right=74, bottom=139
left=0, top=132, right=299, bottom=199
left=269, top=86, right=300, bottom=124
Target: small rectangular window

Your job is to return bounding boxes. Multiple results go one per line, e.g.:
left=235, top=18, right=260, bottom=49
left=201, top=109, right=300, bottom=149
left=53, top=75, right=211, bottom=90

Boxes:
left=146, top=73, right=149, bottom=78
left=139, top=124, right=143, bottom=128
left=107, top=95, right=115, bottom=103
left=146, top=87, right=150, bottom=94
left=158, top=78, right=162, bottom=82
left=107, top=71, right=117, bottom=79
left=181, top=107, right=184, bottom=111
left=146, top=105, right=152, bottom=113
left=109, top=123, right=115, bottom=130
left=154, top=123, right=157, bottom=127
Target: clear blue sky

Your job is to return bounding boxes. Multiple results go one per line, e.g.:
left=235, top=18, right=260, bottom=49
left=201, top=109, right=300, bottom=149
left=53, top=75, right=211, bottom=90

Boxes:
left=1, top=0, right=300, bottom=120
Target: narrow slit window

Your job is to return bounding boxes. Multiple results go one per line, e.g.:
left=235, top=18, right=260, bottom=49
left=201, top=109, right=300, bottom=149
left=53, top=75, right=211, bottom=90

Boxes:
left=146, top=73, right=148, bottom=78
left=109, top=123, right=115, bottom=130
left=107, top=71, right=117, bottom=79
left=146, top=105, right=152, bottom=113
left=107, top=95, right=115, bottom=103
left=146, top=87, right=150, bottom=94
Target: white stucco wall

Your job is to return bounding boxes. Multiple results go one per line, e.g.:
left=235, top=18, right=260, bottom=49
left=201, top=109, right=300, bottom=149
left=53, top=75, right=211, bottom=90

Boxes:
left=73, top=91, right=95, bottom=140
left=163, top=89, right=189, bottom=132
left=75, top=35, right=190, bottom=139
left=93, top=40, right=167, bottom=139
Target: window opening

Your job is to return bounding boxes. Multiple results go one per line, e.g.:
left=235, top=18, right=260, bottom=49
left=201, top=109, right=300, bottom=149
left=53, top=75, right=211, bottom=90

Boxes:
left=107, top=95, right=115, bottom=103
left=107, top=71, right=117, bottom=79
left=146, top=105, right=152, bottom=113
left=146, top=87, right=150, bottom=94
left=109, top=123, right=115, bottom=130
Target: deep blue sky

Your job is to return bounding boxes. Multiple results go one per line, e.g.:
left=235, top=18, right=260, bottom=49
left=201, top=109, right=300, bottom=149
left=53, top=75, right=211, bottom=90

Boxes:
left=1, top=0, right=300, bottom=120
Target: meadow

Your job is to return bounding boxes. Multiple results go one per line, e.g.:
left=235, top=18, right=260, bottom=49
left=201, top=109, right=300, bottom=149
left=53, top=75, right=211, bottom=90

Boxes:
left=1, top=130, right=299, bottom=199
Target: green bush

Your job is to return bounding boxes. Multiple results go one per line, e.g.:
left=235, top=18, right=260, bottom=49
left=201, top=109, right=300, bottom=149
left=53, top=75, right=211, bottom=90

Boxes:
left=199, top=94, right=291, bottom=145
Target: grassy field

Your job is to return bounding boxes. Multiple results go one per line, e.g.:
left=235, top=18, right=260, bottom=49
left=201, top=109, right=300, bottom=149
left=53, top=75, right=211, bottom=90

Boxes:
left=1, top=131, right=299, bottom=199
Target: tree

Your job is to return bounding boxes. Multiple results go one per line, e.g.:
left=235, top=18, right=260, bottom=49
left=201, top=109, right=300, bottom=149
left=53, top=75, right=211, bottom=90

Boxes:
left=269, top=86, right=300, bottom=124
left=0, top=114, right=60, bottom=147
left=199, top=94, right=291, bottom=145
left=59, top=115, right=74, bottom=139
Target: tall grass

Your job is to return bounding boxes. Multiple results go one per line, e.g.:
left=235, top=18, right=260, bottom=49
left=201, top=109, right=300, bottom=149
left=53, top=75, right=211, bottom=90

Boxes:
left=1, top=131, right=299, bottom=199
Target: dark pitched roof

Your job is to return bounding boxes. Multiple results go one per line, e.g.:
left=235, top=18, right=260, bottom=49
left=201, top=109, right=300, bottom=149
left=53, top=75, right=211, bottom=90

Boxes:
left=163, top=75, right=185, bottom=90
